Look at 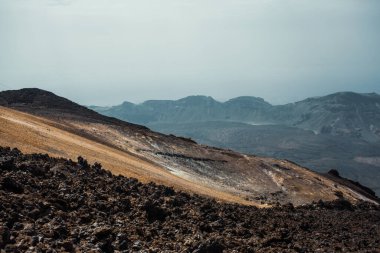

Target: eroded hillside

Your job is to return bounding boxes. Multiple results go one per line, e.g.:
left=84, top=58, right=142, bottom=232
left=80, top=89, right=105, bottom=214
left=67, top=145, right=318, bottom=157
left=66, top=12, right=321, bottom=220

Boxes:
left=0, top=88, right=378, bottom=206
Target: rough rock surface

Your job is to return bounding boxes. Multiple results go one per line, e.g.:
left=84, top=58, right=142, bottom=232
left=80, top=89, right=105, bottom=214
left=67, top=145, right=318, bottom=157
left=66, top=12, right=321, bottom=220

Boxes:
left=1, top=147, right=380, bottom=252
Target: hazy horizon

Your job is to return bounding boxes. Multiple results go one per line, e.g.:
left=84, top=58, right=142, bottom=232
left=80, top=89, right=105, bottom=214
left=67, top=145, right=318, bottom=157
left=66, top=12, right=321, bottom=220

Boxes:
left=91, top=90, right=380, bottom=106
left=1, top=0, right=380, bottom=106
left=1, top=86, right=379, bottom=107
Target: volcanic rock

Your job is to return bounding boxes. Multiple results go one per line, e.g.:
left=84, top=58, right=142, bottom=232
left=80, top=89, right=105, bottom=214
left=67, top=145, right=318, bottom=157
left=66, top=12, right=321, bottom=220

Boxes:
left=0, top=147, right=380, bottom=252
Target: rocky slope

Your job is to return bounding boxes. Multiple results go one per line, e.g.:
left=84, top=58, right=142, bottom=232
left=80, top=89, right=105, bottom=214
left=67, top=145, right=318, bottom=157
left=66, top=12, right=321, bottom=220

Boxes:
left=91, top=92, right=380, bottom=196
left=1, top=147, right=380, bottom=252
left=0, top=88, right=378, bottom=206
left=148, top=121, right=380, bottom=196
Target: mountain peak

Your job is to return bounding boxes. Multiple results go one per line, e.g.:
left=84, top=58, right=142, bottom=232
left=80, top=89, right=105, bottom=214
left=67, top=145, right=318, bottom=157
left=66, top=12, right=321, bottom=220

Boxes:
left=0, top=88, right=105, bottom=121
left=121, top=101, right=135, bottom=107
left=303, top=91, right=380, bottom=104
left=0, top=88, right=73, bottom=108
left=225, top=96, right=271, bottom=107
left=177, top=95, right=218, bottom=104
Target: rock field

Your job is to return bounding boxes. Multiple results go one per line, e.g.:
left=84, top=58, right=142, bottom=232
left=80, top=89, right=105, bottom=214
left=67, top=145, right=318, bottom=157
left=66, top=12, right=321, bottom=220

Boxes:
left=1, top=147, right=379, bottom=252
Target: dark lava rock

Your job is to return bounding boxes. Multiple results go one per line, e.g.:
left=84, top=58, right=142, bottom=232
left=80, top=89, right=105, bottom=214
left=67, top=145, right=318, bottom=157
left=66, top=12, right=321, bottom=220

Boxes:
left=94, top=226, right=112, bottom=240
left=143, top=200, right=168, bottom=222
left=1, top=177, right=23, bottom=194
left=0, top=146, right=380, bottom=252
left=195, top=238, right=224, bottom=253
left=0, top=157, right=15, bottom=171
left=0, top=225, right=11, bottom=248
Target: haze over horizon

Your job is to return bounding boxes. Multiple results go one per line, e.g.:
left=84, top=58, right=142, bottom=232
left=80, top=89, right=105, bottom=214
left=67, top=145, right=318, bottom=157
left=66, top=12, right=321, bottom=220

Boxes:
left=1, top=0, right=380, bottom=106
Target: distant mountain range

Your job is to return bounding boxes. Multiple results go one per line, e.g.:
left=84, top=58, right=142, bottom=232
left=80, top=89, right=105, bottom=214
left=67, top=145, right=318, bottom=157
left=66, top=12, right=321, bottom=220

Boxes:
left=90, top=92, right=380, bottom=195
left=90, top=92, right=380, bottom=142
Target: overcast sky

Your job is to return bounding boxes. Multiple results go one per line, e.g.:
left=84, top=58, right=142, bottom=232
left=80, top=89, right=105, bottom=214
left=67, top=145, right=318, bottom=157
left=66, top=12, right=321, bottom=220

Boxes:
left=0, top=0, right=379, bottom=105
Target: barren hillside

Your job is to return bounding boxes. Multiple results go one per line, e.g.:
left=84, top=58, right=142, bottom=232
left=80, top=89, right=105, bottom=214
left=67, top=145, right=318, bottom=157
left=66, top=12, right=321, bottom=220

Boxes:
left=0, top=88, right=378, bottom=206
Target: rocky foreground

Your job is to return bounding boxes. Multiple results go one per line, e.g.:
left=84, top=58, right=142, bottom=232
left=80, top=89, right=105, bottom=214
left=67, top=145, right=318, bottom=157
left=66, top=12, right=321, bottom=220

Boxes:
left=0, top=147, right=379, bottom=252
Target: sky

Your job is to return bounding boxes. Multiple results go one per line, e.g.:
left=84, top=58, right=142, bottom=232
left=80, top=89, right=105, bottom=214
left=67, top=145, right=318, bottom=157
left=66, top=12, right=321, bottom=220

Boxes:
left=0, top=0, right=380, bottom=106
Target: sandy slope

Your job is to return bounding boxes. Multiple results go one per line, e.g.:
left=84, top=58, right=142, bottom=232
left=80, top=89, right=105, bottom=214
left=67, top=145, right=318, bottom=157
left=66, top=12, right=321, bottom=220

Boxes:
left=0, top=106, right=253, bottom=205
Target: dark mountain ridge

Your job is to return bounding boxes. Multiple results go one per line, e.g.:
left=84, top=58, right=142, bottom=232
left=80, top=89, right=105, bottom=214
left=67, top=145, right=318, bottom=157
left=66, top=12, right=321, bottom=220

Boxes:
left=274, top=92, right=380, bottom=140
left=0, top=88, right=149, bottom=132
left=0, top=88, right=92, bottom=115
left=91, top=91, right=380, bottom=141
